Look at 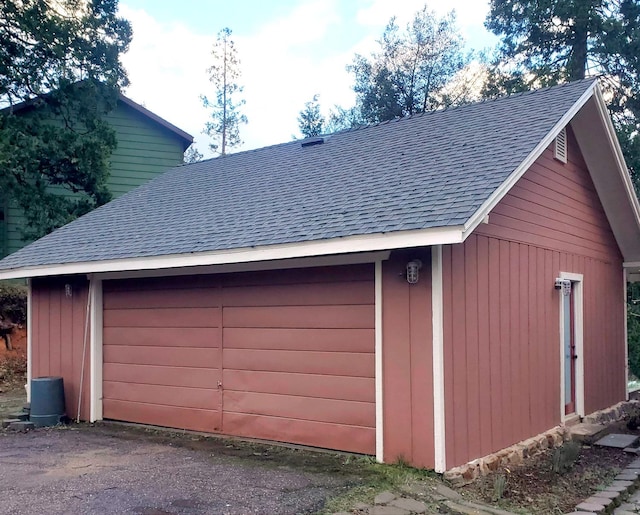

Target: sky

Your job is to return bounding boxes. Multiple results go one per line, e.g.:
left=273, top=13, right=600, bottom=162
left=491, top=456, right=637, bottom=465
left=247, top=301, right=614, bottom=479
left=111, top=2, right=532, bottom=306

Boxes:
left=117, top=0, right=497, bottom=157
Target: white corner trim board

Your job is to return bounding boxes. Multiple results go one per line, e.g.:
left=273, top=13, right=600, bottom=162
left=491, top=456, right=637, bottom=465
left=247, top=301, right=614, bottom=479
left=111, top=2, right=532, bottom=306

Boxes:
left=26, top=279, right=32, bottom=402
left=89, top=278, right=103, bottom=423
left=432, top=245, right=446, bottom=472
left=375, top=260, right=384, bottom=463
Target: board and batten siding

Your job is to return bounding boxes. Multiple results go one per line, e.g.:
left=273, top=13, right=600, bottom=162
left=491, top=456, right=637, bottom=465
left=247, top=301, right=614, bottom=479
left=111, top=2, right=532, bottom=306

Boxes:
left=443, top=126, right=625, bottom=468
left=2, top=101, right=187, bottom=258
left=30, top=276, right=91, bottom=421
left=382, top=249, right=435, bottom=468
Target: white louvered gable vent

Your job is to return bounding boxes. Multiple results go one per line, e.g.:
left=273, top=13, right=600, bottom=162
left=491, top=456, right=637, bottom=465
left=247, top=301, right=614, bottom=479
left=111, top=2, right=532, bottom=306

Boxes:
left=554, top=127, right=568, bottom=163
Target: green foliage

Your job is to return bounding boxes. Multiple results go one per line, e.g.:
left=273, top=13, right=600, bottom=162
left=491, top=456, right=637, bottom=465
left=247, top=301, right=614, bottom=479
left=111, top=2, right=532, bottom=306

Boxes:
left=0, top=0, right=132, bottom=240
left=201, top=28, right=247, bottom=156
left=551, top=441, right=581, bottom=474
left=628, top=283, right=640, bottom=379
left=183, top=145, right=204, bottom=164
left=297, top=94, right=325, bottom=138
left=0, top=283, right=27, bottom=325
left=493, top=473, right=507, bottom=501
left=347, top=5, right=468, bottom=124
left=484, top=0, right=640, bottom=194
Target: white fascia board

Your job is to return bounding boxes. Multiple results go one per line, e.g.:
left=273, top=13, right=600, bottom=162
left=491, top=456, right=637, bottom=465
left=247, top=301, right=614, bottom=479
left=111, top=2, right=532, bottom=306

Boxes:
left=624, top=262, right=640, bottom=269
left=462, top=82, right=598, bottom=239
left=0, top=225, right=465, bottom=280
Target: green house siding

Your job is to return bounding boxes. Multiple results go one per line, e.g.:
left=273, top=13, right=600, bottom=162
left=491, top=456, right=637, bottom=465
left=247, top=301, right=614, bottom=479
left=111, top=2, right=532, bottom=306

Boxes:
left=3, top=100, right=190, bottom=258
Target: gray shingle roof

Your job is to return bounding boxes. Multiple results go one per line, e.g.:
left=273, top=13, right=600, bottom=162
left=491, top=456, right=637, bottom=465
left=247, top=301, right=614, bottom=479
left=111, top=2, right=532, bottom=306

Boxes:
left=0, top=79, right=596, bottom=272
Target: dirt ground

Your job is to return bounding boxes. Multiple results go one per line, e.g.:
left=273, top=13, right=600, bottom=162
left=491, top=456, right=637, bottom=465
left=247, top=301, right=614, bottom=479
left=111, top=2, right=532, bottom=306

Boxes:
left=0, top=326, right=27, bottom=393
left=457, top=427, right=638, bottom=514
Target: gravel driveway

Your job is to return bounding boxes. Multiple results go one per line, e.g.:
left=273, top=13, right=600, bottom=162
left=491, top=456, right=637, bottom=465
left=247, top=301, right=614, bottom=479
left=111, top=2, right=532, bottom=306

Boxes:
left=0, top=426, right=352, bottom=515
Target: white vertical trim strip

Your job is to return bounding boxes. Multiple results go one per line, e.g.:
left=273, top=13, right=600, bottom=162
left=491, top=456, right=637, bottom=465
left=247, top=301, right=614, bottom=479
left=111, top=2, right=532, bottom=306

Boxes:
left=624, top=268, right=629, bottom=401
left=26, top=279, right=32, bottom=403
left=89, top=278, right=103, bottom=422
left=432, top=245, right=446, bottom=472
left=559, top=272, right=584, bottom=421
left=559, top=282, right=566, bottom=422
left=375, top=260, right=384, bottom=463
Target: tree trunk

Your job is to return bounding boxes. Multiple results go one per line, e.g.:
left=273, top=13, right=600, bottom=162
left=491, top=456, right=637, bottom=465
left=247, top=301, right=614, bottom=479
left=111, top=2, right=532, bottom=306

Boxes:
left=567, top=1, right=594, bottom=80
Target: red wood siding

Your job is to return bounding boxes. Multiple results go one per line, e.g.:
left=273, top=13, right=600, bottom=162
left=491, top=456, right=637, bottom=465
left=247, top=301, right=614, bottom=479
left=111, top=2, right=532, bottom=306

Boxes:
left=102, top=264, right=375, bottom=454
left=443, top=128, right=625, bottom=468
left=31, top=277, right=90, bottom=421
left=382, top=249, right=434, bottom=468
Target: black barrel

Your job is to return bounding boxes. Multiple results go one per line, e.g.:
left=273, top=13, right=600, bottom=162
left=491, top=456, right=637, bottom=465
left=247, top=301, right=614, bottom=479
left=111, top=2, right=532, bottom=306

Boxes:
left=30, top=377, right=66, bottom=427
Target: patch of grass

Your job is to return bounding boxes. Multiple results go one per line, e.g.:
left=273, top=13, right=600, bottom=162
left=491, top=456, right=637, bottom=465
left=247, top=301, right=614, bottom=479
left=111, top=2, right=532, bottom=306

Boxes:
left=321, top=458, right=439, bottom=514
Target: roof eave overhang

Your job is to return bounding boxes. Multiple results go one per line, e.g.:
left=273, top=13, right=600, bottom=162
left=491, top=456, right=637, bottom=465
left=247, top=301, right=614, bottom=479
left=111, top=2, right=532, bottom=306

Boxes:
left=0, top=225, right=466, bottom=280
left=461, top=81, right=640, bottom=265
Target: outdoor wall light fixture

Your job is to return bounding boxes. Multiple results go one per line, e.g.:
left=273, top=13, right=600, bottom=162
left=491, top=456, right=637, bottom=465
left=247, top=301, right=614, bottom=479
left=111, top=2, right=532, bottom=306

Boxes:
left=406, top=259, right=422, bottom=284
left=64, top=284, right=72, bottom=297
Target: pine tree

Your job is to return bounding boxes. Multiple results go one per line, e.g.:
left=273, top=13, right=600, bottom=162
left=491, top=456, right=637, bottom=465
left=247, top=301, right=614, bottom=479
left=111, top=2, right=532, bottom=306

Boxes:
left=201, top=28, right=247, bottom=156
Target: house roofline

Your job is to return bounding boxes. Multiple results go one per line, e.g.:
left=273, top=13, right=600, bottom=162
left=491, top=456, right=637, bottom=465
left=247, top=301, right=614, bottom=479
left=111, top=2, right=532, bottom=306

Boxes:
left=117, top=94, right=193, bottom=149
left=0, top=225, right=465, bottom=280
left=1, top=87, right=193, bottom=151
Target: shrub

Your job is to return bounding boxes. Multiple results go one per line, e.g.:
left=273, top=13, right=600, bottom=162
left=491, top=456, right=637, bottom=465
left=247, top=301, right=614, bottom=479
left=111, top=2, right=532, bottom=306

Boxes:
left=629, top=283, right=640, bottom=379
left=0, top=283, right=27, bottom=325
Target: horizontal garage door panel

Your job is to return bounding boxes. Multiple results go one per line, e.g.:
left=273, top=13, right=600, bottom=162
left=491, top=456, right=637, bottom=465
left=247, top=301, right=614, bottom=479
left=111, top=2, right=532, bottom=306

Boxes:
left=104, top=381, right=219, bottom=410
left=104, top=327, right=219, bottom=348
left=104, top=363, right=218, bottom=389
left=104, top=399, right=221, bottom=432
left=223, top=412, right=374, bottom=454
left=223, top=327, right=373, bottom=352
left=222, top=281, right=373, bottom=307
left=223, top=370, right=374, bottom=403
left=104, top=345, right=219, bottom=368
left=104, top=288, right=221, bottom=309
left=224, top=349, right=374, bottom=377
left=224, top=390, right=374, bottom=427
left=224, top=305, right=374, bottom=329
left=104, top=307, right=220, bottom=328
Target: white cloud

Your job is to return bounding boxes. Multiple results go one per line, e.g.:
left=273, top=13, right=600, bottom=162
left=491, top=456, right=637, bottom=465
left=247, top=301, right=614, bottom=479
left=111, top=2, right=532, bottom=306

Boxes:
left=118, top=1, right=494, bottom=157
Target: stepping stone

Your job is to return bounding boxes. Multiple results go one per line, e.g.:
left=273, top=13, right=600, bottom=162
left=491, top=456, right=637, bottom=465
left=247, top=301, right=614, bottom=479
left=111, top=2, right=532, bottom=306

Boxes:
left=592, top=490, right=619, bottom=500
left=575, top=500, right=607, bottom=512
left=7, top=421, right=35, bottom=432
left=7, top=412, right=28, bottom=421
left=616, top=473, right=640, bottom=482
left=389, top=498, right=427, bottom=513
left=443, top=501, right=492, bottom=515
left=434, top=484, right=463, bottom=501
left=374, top=491, right=396, bottom=504
left=571, top=423, right=607, bottom=442
left=369, top=506, right=410, bottom=515
left=2, top=418, right=21, bottom=429
left=624, top=447, right=640, bottom=454
left=594, top=434, right=639, bottom=449
left=584, top=496, right=614, bottom=509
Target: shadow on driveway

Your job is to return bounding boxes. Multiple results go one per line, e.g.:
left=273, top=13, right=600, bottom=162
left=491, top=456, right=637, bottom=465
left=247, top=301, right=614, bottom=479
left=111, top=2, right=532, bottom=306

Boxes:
left=0, top=424, right=357, bottom=514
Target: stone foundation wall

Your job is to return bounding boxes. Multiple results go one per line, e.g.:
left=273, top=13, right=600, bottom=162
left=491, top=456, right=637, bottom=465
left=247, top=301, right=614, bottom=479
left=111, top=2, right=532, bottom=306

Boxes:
left=444, top=400, right=640, bottom=485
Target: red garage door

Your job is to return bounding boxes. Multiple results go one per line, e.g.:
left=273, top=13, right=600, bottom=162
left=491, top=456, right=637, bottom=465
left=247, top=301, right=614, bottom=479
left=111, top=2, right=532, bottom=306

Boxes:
left=102, top=265, right=375, bottom=454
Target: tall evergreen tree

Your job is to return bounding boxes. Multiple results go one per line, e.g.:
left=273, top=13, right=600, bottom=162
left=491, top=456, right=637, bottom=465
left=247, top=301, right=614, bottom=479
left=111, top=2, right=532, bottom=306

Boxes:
left=348, top=5, right=468, bottom=124
left=0, top=0, right=132, bottom=239
left=297, top=94, right=325, bottom=138
left=484, top=0, right=640, bottom=192
left=201, top=28, right=247, bottom=156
